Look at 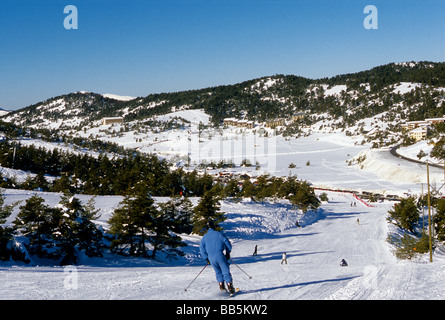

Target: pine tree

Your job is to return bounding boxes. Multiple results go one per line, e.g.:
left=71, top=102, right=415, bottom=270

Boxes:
left=51, top=174, right=74, bottom=194
left=223, top=179, right=241, bottom=198
left=14, top=194, right=56, bottom=258
left=240, top=178, right=256, bottom=199
left=289, top=181, right=320, bottom=212
left=387, top=197, right=419, bottom=232
left=394, top=233, right=417, bottom=260
left=15, top=194, right=103, bottom=264
left=147, top=206, right=186, bottom=259
left=56, top=195, right=103, bottom=264
left=158, top=196, right=193, bottom=234
left=254, top=175, right=272, bottom=201
left=0, top=190, right=17, bottom=261
left=192, top=191, right=226, bottom=235
left=108, top=188, right=186, bottom=258
left=434, top=198, right=445, bottom=241
left=0, top=171, right=9, bottom=188
left=108, top=189, right=157, bottom=257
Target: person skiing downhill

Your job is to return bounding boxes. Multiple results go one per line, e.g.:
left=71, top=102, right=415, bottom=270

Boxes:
left=199, top=221, right=235, bottom=294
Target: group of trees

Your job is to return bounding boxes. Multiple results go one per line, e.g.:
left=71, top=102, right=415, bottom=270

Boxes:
left=218, top=175, right=320, bottom=213
left=1, top=193, right=102, bottom=265
left=0, top=186, right=230, bottom=264
left=387, top=196, right=445, bottom=259
left=108, top=190, right=189, bottom=259
left=0, top=171, right=322, bottom=264
left=11, top=92, right=127, bottom=132
left=319, top=62, right=445, bottom=92
left=0, top=138, right=219, bottom=197
left=108, top=187, right=227, bottom=258
left=123, top=62, right=445, bottom=126
left=0, top=193, right=18, bottom=261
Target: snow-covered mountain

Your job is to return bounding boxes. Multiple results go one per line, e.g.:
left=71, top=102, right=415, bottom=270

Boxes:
left=101, top=93, right=136, bottom=101
left=2, top=61, right=444, bottom=133
left=0, top=108, right=10, bottom=117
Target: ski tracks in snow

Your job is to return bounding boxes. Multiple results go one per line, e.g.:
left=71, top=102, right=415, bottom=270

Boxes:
left=222, top=192, right=405, bottom=300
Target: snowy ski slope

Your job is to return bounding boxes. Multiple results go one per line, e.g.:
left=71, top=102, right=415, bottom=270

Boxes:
left=0, top=190, right=444, bottom=300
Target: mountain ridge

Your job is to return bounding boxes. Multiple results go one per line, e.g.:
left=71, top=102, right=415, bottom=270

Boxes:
left=2, top=61, right=445, bottom=131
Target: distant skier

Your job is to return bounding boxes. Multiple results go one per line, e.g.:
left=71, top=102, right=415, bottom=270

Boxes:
left=253, top=245, right=258, bottom=256
left=357, top=217, right=360, bottom=225
left=199, top=221, right=235, bottom=294
left=281, top=252, right=288, bottom=264
left=340, top=259, right=348, bottom=267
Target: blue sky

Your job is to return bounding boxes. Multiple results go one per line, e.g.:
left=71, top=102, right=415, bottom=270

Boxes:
left=0, top=0, right=444, bottom=110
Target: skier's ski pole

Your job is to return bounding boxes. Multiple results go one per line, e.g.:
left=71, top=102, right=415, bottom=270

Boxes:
left=230, top=259, right=252, bottom=279
left=184, top=263, right=209, bottom=292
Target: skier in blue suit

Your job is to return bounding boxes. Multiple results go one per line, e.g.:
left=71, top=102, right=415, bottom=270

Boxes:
left=199, top=221, right=235, bottom=294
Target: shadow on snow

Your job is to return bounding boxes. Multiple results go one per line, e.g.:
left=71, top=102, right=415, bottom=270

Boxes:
left=240, top=275, right=360, bottom=296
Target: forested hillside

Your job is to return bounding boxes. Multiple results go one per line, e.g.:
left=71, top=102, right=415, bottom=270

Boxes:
left=3, top=61, right=444, bottom=130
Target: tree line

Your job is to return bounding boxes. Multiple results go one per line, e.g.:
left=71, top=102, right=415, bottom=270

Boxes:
left=0, top=190, right=193, bottom=265
left=0, top=138, right=217, bottom=196
left=0, top=171, right=320, bottom=265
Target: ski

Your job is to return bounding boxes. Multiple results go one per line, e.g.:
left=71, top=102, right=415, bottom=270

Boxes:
left=228, top=288, right=240, bottom=298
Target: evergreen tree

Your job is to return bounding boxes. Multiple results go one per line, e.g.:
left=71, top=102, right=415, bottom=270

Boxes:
left=0, top=171, right=11, bottom=188
left=56, top=195, right=103, bottom=264
left=431, top=139, right=445, bottom=161
left=52, top=174, right=75, bottom=194
left=387, top=197, right=419, bottom=232
left=277, top=176, right=299, bottom=198
left=288, top=181, right=320, bottom=212
left=15, top=194, right=103, bottom=264
left=161, top=169, right=184, bottom=196
left=158, top=196, right=193, bottom=234
left=147, top=205, right=186, bottom=259
left=108, top=188, right=186, bottom=258
left=223, top=179, right=241, bottom=198
left=434, top=198, right=445, bottom=241
left=14, top=194, right=59, bottom=258
left=240, top=178, right=256, bottom=199
left=394, top=233, right=417, bottom=260
left=192, top=191, right=226, bottom=235
left=0, top=190, right=17, bottom=261
left=108, top=189, right=156, bottom=257
left=254, top=175, right=273, bottom=201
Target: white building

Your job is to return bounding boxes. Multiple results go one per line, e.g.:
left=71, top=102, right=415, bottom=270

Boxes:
left=102, top=117, right=124, bottom=125
left=409, top=126, right=430, bottom=141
